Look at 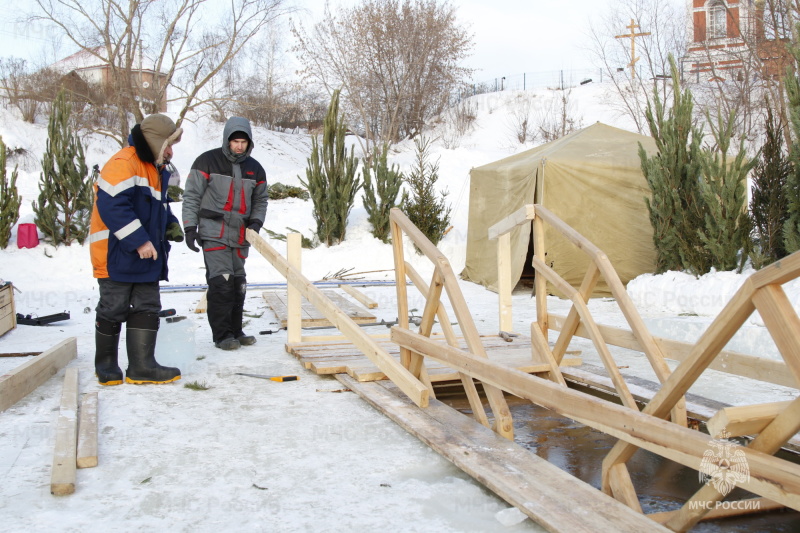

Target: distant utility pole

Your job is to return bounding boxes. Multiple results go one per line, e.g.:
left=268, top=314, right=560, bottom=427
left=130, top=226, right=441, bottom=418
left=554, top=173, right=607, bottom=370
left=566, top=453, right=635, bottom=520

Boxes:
left=615, top=19, right=651, bottom=79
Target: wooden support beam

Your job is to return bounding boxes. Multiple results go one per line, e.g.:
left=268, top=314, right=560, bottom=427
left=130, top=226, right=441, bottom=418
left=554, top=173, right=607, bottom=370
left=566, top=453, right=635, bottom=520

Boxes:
left=608, top=462, right=642, bottom=513
left=287, top=233, right=302, bottom=344
left=549, top=313, right=797, bottom=388
left=752, top=283, right=800, bottom=385
left=77, top=392, right=98, bottom=469
left=552, top=263, right=600, bottom=364
left=391, top=220, right=413, bottom=370
left=533, top=257, right=638, bottom=410
left=533, top=213, right=547, bottom=335
left=602, top=281, right=756, bottom=483
left=391, top=326, right=800, bottom=511
left=339, top=284, right=378, bottom=309
left=666, top=395, right=800, bottom=531
left=405, top=263, right=459, bottom=342
left=707, top=401, right=793, bottom=439
left=0, top=337, right=77, bottom=412
left=530, top=321, right=566, bottom=386
left=487, top=204, right=535, bottom=240
left=51, top=368, right=78, bottom=496
left=247, top=229, right=429, bottom=407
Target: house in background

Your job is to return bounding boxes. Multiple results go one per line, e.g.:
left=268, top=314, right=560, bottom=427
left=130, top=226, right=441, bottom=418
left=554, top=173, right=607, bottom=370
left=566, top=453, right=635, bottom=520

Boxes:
left=51, top=47, right=167, bottom=111
left=683, top=0, right=792, bottom=82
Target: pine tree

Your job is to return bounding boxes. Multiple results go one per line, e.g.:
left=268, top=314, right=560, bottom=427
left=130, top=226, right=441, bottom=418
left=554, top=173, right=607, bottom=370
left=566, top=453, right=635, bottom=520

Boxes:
left=300, top=89, right=361, bottom=246
left=32, top=90, right=92, bottom=246
left=697, top=110, right=756, bottom=272
left=750, top=104, right=790, bottom=266
left=639, top=56, right=709, bottom=274
left=362, top=143, right=406, bottom=243
left=404, top=136, right=451, bottom=251
left=784, top=38, right=800, bottom=253
left=0, top=136, right=22, bottom=249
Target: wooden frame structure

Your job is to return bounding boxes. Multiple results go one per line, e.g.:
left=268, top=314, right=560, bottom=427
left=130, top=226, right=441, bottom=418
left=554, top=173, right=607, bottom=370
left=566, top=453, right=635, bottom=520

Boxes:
left=246, top=206, right=800, bottom=531
left=485, top=204, right=800, bottom=530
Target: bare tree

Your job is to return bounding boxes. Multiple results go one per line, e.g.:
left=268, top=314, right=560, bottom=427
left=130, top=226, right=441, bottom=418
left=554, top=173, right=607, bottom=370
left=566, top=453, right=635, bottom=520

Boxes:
left=533, top=88, right=583, bottom=144
left=586, top=0, right=686, bottom=133
left=31, top=0, right=292, bottom=144
left=292, top=0, right=473, bottom=153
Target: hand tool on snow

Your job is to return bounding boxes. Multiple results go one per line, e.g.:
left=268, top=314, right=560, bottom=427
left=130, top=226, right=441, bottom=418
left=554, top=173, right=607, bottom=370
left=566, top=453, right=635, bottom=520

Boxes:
left=235, top=373, right=298, bottom=382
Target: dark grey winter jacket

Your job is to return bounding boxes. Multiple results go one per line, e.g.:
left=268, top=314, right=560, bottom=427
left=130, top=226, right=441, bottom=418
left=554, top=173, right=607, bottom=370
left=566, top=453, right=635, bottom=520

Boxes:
left=183, top=117, right=268, bottom=249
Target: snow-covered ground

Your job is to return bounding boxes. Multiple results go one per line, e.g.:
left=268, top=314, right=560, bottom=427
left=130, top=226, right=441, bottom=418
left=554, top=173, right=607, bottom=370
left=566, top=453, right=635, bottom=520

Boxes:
left=1, top=83, right=798, bottom=531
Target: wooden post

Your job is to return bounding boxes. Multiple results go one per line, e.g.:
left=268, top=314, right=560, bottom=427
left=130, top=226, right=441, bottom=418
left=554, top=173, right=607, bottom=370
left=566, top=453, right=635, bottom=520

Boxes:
left=532, top=213, right=547, bottom=336
left=51, top=368, right=79, bottom=496
left=497, top=232, right=512, bottom=332
left=391, top=219, right=413, bottom=368
left=287, top=233, right=302, bottom=344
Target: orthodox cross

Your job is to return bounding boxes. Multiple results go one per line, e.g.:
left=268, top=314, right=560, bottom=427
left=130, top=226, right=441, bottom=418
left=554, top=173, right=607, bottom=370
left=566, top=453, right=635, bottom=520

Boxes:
left=615, top=19, right=651, bottom=79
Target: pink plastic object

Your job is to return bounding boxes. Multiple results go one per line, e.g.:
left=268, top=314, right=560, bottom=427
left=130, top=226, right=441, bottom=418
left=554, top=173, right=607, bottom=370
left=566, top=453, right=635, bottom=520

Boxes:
left=17, top=224, right=39, bottom=249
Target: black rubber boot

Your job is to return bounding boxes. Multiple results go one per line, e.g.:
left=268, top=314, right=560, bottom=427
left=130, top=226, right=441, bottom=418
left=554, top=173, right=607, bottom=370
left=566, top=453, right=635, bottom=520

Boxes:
left=95, top=318, right=123, bottom=386
left=232, top=276, right=256, bottom=346
left=125, top=312, right=181, bottom=384
left=207, top=274, right=237, bottom=346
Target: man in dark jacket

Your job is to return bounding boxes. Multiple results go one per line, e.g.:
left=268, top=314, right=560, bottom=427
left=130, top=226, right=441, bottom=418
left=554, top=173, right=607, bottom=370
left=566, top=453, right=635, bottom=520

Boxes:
left=90, top=113, right=184, bottom=385
left=183, top=117, right=268, bottom=350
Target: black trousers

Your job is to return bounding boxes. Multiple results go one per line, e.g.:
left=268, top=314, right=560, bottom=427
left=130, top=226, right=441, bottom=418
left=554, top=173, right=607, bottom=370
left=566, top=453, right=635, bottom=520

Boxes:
left=96, top=279, right=161, bottom=324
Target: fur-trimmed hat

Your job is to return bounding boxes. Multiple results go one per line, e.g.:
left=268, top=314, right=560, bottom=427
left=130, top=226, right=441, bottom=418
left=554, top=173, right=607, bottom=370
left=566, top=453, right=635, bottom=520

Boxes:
left=140, top=114, right=183, bottom=165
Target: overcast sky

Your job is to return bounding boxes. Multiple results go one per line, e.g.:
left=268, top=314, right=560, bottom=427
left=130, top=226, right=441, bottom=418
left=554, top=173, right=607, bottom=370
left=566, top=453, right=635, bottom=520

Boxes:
left=0, top=0, right=618, bottom=81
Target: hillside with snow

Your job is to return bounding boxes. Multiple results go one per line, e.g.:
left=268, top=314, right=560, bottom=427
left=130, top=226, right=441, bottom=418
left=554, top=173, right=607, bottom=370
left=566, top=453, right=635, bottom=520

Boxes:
left=1, top=83, right=799, bottom=531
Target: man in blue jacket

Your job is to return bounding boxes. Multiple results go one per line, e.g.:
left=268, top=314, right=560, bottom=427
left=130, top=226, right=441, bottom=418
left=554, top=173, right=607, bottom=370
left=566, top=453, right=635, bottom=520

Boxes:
left=89, top=113, right=184, bottom=385
left=183, top=117, right=268, bottom=350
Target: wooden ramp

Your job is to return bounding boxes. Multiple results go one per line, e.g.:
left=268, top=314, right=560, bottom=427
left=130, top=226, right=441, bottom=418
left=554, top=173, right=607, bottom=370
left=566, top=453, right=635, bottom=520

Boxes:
left=263, top=290, right=376, bottom=328
left=288, top=333, right=582, bottom=382
left=338, top=375, right=671, bottom=533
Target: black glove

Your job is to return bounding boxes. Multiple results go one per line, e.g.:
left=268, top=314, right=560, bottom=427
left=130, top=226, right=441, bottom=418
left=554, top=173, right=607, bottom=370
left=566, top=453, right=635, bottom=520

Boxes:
left=247, top=219, right=263, bottom=232
left=185, top=226, right=201, bottom=253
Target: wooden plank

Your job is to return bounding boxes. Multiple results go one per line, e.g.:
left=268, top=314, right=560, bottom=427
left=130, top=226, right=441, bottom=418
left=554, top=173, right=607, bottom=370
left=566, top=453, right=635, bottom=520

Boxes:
left=487, top=204, right=535, bottom=240
left=194, top=290, right=207, bottom=313
left=51, top=368, right=78, bottom=496
left=0, top=352, right=42, bottom=357
left=706, top=401, right=793, bottom=439
left=248, top=229, right=429, bottom=408
left=337, top=374, right=671, bottom=533
left=0, top=338, right=77, bottom=412
left=549, top=313, right=797, bottom=388
left=263, top=290, right=376, bottom=328
left=339, top=284, right=378, bottom=309
left=77, top=392, right=98, bottom=469
left=391, top=326, right=800, bottom=510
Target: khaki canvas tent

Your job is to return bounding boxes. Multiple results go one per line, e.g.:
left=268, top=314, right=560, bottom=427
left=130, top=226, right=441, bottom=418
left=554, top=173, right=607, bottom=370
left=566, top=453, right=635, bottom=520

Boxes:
left=461, top=122, right=658, bottom=296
